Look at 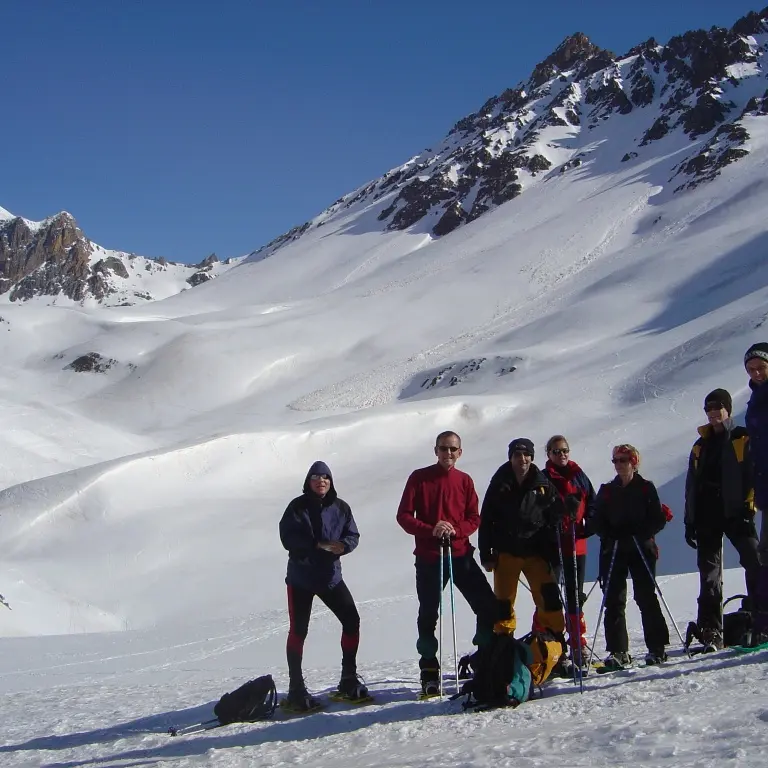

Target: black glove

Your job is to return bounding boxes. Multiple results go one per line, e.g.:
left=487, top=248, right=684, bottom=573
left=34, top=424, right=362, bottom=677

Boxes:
left=564, top=493, right=581, bottom=521
left=684, top=526, right=697, bottom=550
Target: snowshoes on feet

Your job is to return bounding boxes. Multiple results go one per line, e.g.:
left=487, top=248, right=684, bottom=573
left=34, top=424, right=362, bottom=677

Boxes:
left=419, top=658, right=441, bottom=699
left=601, top=651, right=632, bottom=671
left=700, top=629, right=723, bottom=654
left=644, top=648, right=668, bottom=666
left=330, top=672, right=373, bottom=704
left=281, top=685, right=323, bottom=715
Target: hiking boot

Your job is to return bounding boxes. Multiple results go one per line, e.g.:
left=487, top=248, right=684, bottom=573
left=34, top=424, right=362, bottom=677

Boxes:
left=336, top=672, right=369, bottom=700
left=285, top=684, right=321, bottom=712
left=603, top=651, right=631, bottom=670
left=700, top=628, right=723, bottom=653
left=419, top=657, right=440, bottom=696
left=564, top=651, right=590, bottom=675
left=550, top=655, right=570, bottom=678
left=644, top=648, right=668, bottom=665
left=457, top=654, right=473, bottom=681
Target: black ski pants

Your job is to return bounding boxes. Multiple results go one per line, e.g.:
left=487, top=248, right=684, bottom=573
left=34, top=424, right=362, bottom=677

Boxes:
left=553, top=553, right=587, bottom=615
left=695, top=519, right=760, bottom=631
left=415, top=553, right=497, bottom=662
left=601, top=543, right=669, bottom=653
left=286, top=580, right=360, bottom=685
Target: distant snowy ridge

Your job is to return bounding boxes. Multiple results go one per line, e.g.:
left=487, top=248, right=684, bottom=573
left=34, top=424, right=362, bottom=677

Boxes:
left=250, top=8, right=768, bottom=261
left=0, top=208, right=242, bottom=306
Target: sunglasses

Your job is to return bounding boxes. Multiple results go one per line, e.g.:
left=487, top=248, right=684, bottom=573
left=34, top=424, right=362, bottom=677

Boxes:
left=309, top=473, right=330, bottom=481
left=611, top=457, right=631, bottom=465
left=550, top=448, right=569, bottom=456
left=437, top=445, right=461, bottom=453
left=512, top=451, right=533, bottom=458
left=704, top=402, right=726, bottom=413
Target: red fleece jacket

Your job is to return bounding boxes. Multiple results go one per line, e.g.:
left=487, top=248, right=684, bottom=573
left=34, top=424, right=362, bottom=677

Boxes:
left=397, top=464, right=479, bottom=562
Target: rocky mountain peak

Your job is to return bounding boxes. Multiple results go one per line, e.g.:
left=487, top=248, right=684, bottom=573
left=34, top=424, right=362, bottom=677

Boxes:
left=249, top=7, right=768, bottom=259
left=529, top=32, right=615, bottom=87
left=0, top=209, right=239, bottom=305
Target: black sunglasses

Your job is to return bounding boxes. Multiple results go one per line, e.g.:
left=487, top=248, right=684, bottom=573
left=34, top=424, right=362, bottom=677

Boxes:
left=437, top=445, right=461, bottom=453
left=309, top=473, right=330, bottom=480
left=704, top=402, right=726, bottom=412
left=611, top=457, right=631, bottom=465
left=512, top=450, right=533, bottom=458
left=550, top=448, right=569, bottom=456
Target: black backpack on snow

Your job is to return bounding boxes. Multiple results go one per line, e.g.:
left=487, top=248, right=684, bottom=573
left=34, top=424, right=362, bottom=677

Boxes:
left=453, top=633, right=534, bottom=710
left=684, top=594, right=752, bottom=650
left=213, top=675, right=278, bottom=725
left=722, top=595, right=752, bottom=647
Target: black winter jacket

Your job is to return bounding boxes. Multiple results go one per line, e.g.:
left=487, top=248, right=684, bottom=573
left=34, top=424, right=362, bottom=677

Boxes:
left=479, top=463, right=564, bottom=563
left=592, top=473, right=666, bottom=556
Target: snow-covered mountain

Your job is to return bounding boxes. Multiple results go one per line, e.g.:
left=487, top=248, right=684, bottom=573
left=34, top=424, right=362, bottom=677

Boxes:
left=0, top=207, right=241, bottom=306
left=253, top=9, right=768, bottom=260
left=1, top=9, right=768, bottom=766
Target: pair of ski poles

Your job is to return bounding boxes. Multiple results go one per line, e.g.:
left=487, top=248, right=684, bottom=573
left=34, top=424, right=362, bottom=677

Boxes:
left=557, top=518, right=584, bottom=693
left=587, top=537, right=690, bottom=668
left=438, top=535, right=460, bottom=697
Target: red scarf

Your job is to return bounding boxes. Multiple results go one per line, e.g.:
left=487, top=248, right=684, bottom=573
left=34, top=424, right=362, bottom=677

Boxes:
left=545, top=459, right=587, bottom=555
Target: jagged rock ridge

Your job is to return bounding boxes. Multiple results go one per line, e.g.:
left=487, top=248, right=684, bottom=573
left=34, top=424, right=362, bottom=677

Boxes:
left=251, top=8, right=768, bottom=260
left=0, top=210, right=239, bottom=305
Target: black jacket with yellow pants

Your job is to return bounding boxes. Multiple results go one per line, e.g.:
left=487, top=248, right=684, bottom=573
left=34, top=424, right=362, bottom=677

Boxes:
left=479, top=463, right=565, bottom=635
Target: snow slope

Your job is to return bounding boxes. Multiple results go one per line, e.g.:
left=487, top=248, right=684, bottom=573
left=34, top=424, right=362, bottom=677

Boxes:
left=0, top=572, right=766, bottom=768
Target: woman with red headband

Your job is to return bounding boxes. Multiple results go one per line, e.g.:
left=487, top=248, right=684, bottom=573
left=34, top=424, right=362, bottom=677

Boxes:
left=591, top=444, right=669, bottom=669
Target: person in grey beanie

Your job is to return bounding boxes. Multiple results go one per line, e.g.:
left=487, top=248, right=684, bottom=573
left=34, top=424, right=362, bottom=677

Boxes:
left=684, top=388, right=760, bottom=651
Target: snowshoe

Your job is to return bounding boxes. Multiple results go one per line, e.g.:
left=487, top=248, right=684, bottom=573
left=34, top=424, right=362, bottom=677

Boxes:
left=596, top=651, right=632, bottom=673
left=700, top=629, right=723, bottom=654
left=643, top=648, right=668, bottom=666
left=419, top=669, right=440, bottom=699
left=330, top=673, right=373, bottom=704
left=418, top=658, right=441, bottom=699
left=280, top=686, right=324, bottom=716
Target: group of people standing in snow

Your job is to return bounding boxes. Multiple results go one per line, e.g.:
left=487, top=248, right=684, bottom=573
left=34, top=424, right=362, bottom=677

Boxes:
left=277, top=342, right=768, bottom=710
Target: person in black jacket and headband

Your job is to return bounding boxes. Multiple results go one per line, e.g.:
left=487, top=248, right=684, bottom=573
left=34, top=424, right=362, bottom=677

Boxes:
left=592, top=444, right=669, bottom=669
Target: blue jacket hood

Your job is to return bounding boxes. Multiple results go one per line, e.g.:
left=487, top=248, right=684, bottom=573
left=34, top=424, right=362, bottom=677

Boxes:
left=303, top=461, right=336, bottom=497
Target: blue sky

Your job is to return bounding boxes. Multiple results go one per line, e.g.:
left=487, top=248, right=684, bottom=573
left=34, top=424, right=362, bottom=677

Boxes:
left=3, top=1, right=762, bottom=263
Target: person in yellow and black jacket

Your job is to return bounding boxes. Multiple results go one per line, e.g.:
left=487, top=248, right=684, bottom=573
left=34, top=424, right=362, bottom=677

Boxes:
left=479, top=438, right=566, bottom=639
left=684, top=388, right=760, bottom=652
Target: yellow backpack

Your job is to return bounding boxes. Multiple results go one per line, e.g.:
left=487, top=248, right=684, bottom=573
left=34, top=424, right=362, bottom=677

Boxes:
left=522, top=631, right=565, bottom=686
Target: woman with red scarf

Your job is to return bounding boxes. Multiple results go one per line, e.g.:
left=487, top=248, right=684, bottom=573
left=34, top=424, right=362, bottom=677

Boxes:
left=543, top=435, right=596, bottom=673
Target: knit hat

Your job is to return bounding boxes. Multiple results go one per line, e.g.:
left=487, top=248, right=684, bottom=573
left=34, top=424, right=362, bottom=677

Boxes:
left=704, top=388, right=732, bottom=415
left=508, top=438, right=535, bottom=459
left=744, top=342, right=768, bottom=367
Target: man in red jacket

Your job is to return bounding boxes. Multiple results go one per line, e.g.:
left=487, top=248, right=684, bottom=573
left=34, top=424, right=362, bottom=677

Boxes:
left=397, top=431, right=497, bottom=695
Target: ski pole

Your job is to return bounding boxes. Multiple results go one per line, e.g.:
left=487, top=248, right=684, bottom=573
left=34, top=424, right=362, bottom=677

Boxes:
left=720, top=537, right=725, bottom=634
left=571, top=520, right=584, bottom=694
left=556, top=529, right=577, bottom=688
left=445, top=537, right=460, bottom=694
left=439, top=537, right=444, bottom=698
left=587, top=540, right=618, bottom=668
left=632, top=537, right=690, bottom=656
